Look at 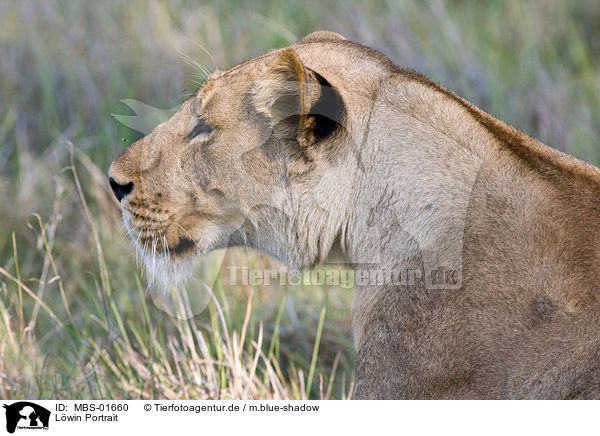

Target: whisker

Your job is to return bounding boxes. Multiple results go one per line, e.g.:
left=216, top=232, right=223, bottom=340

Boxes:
left=184, top=37, right=215, bottom=62
left=118, top=228, right=131, bottom=244
left=141, top=238, right=150, bottom=278
left=151, top=236, right=158, bottom=284
left=163, top=234, right=170, bottom=260
left=174, top=222, right=205, bottom=254
left=179, top=52, right=212, bottom=81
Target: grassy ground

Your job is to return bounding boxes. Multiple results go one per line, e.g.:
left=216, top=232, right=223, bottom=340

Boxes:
left=1, top=0, right=599, bottom=399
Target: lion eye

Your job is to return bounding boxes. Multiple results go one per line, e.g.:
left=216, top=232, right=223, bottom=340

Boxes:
left=188, top=120, right=214, bottom=142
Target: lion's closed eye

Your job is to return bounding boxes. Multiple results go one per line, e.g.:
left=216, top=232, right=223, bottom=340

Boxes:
left=188, top=119, right=214, bottom=143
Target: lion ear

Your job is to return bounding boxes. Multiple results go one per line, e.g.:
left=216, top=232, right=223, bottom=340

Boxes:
left=252, top=49, right=344, bottom=151
left=252, top=50, right=320, bottom=130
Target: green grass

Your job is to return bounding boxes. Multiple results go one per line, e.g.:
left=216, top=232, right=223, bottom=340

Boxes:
left=1, top=0, right=599, bottom=399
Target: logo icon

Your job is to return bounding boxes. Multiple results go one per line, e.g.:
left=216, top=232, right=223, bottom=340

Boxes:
left=2, top=402, right=50, bottom=434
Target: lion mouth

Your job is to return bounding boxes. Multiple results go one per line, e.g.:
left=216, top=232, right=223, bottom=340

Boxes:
left=122, top=208, right=198, bottom=260
left=169, top=237, right=197, bottom=255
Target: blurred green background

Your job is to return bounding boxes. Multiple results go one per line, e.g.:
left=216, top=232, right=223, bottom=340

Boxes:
left=1, top=0, right=599, bottom=399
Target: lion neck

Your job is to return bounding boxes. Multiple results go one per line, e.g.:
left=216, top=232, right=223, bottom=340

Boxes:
left=339, top=76, right=496, bottom=348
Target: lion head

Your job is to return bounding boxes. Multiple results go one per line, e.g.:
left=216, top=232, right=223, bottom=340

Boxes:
left=108, top=31, right=365, bottom=287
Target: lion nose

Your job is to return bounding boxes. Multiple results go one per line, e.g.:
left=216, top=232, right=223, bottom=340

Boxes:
left=109, top=177, right=134, bottom=202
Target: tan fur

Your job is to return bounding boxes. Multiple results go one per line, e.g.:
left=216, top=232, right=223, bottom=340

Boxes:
left=110, top=31, right=600, bottom=399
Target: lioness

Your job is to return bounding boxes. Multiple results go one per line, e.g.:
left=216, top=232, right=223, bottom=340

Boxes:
left=109, top=31, right=600, bottom=399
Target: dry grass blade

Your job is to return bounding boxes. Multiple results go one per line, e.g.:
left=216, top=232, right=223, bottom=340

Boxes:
left=0, top=266, right=64, bottom=328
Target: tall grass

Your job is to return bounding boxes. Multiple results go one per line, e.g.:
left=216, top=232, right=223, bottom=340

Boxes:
left=0, top=148, right=354, bottom=399
left=1, top=0, right=599, bottom=399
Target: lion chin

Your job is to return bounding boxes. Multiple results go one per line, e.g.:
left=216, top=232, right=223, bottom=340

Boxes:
left=138, top=246, right=195, bottom=292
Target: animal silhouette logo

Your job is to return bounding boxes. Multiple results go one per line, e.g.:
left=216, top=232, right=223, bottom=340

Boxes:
left=2, top=402, right=50, bottom=433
